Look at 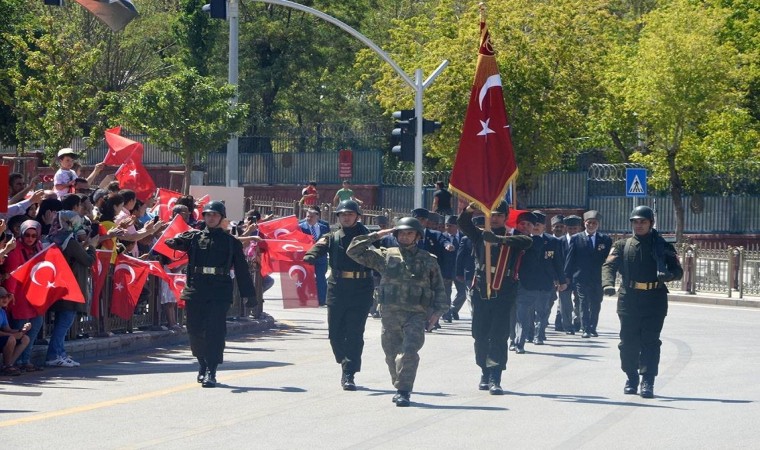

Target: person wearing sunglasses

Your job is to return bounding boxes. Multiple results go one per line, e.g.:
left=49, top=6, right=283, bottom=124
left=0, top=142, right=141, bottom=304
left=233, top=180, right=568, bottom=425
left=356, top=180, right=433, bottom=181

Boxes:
left=2, top=220, right=44, bottom=372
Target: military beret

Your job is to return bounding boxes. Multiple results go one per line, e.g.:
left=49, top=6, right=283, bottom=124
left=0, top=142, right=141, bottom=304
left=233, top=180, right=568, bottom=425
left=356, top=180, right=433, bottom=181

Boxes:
left=550, top=214, right=565, bottom=226
left=427, top=212, right=442, bottom=225
left=472, top=215, right=486, bottom=227
left=445, top=215, right=458, bottom=225
left=531, top=210, right=546, bottom=223
left=564, top=215, right=582, bottom=226
left=516, top=211, right=538, bottom=225
left=583, top=210, right=602, bottom=221
left=411, top=208, right=429, bottom=219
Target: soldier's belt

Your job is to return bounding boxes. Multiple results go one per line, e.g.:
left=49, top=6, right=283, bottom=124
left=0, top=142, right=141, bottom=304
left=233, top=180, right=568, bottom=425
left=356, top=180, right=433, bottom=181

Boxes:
left=338, top=271, right=371, bottom=279
left=628, top=281, right=663, bottom=290
left=193, top=266, right=227, bottom=275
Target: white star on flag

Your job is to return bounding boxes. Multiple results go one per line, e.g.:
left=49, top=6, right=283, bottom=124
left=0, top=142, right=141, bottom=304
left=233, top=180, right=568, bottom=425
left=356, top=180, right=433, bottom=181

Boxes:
left=477, top=118, right=495, bottom=136
left=129, top=169, right=138, bottom=177
left=46, top=281, right=55, bottom=288
left=294, top=280, right=303, bottom=288
left=115, top=282, right=124, bottom=291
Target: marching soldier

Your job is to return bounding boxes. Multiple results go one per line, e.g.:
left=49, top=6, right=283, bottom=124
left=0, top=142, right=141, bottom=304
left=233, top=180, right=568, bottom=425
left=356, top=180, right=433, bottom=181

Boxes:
left=165, top=201, right=256, bottom=388
left=303, top=200, right=374, bottom=391
left=602, top=206, right=683, bottom=398
left=347, top=217, right=449, bottom=407
left=458, top=201, right=532, bottom=395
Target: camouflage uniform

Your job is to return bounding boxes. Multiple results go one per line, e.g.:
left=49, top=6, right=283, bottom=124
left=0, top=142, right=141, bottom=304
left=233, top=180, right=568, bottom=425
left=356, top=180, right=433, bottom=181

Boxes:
left=347, top=232, right=449, bottom=393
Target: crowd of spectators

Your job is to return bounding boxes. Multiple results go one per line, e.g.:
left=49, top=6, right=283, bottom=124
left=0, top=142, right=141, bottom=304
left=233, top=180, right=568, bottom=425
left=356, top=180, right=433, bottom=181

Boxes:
left=0, top=149, right=271, bottom=377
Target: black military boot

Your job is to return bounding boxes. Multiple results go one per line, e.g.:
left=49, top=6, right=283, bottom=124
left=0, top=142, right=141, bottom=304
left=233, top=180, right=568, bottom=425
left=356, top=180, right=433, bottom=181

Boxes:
left=395, top=390, right=411, bottom=407
left=624, top=372, right=639, bottom=395
left=489, top=368, right=504, bottom=395
left=478, top=369, right=490, bottom=391
left=196, top=358, right=207, bottom=384
left=341, top=371, right=357, bottom=391
left=202, top=365, right=217, bottom=388
left=640, top=375, right=655, bottom=399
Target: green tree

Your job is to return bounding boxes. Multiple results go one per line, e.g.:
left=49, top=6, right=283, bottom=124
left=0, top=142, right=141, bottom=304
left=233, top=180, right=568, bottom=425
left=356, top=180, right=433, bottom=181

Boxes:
left=610, top=0, right=749, bottom=240
left=358, top=0, right=624, bottom=187
left=121, top=68, right=248, bottom=193
left=6, top=16, right=100, bottom=160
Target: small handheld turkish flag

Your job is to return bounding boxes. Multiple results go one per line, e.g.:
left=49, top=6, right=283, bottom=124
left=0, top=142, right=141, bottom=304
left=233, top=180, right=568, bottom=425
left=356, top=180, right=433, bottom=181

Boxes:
left=115, top=158, right=156, bottom=202
left=91, top=249, right=113, bottom=317
left=104, top=126, right=144, bottom=166
left=151, top=215, right=193, bottom=261
left=9, top=244, right=85, bottom=315
left=110, top=254, right=151, bottom=320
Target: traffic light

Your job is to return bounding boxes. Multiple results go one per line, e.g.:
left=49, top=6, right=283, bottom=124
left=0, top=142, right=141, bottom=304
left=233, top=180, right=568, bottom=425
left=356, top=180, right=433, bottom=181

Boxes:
left=422, top=118, right=442, bottom=135
left=202, top=0, right=226, bottom=19
left=391, top=110, right=415, bottom=162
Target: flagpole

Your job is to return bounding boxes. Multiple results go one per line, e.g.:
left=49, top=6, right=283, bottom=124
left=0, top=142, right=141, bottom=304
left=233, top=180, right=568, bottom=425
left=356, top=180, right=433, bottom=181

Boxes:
left=478, top=3, right=493, bottom=299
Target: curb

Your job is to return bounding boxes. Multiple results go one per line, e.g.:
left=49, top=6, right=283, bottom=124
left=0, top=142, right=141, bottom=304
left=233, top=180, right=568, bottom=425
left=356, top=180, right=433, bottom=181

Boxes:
left=30, top=313, right=278, bottom=366
left=668, top=294, right=760, bottom=308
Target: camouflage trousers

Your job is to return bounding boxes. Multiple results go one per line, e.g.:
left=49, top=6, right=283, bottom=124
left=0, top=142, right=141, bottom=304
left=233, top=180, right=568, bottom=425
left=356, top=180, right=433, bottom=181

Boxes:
left=380, top=310, right=426, bottom=392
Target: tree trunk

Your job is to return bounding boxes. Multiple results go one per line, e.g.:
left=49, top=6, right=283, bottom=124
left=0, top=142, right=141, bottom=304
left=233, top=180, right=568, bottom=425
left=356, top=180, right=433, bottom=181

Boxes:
left=666, top=147, right=685, bottom=242
left=183, top=147, right=193, bottom=195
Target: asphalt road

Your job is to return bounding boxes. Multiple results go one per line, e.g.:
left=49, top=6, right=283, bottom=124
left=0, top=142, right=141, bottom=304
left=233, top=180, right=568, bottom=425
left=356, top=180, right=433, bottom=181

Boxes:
left=2, top=278, right=759, bottom=449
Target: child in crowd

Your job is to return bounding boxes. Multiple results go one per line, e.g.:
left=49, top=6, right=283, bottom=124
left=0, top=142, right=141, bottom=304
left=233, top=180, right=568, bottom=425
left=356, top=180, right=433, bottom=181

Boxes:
left=53, top=148, right=79, bottom=199
left=1, top=287, right=31, bottom=376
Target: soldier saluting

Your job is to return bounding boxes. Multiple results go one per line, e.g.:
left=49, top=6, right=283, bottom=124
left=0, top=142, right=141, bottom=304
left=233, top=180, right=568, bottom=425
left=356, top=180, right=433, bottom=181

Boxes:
left=347, top=217, right=449, bottom=407
left=303, top=200, right=374, bottom=391
left=165, top=201, right=256, bottom=388
left=602, top=206, right=683, bottom=398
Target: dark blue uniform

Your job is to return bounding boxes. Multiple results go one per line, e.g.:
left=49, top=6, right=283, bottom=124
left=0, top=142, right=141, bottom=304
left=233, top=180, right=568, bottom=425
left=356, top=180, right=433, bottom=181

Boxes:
left=565, top=231, right=612, bottom=335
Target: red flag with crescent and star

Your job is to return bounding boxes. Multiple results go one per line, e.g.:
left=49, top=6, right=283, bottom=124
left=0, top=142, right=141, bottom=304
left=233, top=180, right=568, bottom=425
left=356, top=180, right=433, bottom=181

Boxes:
left=155, top=188, right=183, bottom=222
left=193, top=195, right=210, bottom=222
left=279, top=260, right=318, bottom=308
left=166, top=273, right=187, bottom=308
left=449, top=18, right=518, bottom=212
left=151, top=214, right=193, bottom=261
left=110, top=254, right=151, bottom=320
left=115, top=158, right=156, bottom=202
left=255, top=216, right=300, bottom=239
left=103, top=126, right=145, bottom=166
left=91, top=249, right=114, bottom=317
left=8, top=244, right=85, bottom=315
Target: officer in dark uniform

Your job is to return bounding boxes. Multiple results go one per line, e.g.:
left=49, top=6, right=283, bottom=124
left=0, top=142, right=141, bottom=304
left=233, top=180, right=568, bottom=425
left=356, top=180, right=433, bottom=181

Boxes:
left=559, top=215, right=583, bottom=333
left=412, top=208, right=454, bottom=330
left=165, top=201, right=256, bottom=388
left=442, top=215, right=467, bottom=323
left=458, top=200, right=532, bottom=395
left=565, top=210, right=612, bottom=338
left=602, top=206, right=683, bottom=398
left=303, top=200, right=374, bottom=391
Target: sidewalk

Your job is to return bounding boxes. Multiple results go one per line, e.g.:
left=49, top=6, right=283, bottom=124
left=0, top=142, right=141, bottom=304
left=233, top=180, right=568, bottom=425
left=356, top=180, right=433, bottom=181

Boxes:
left=668, top=291, right=760, bottom=308
left=30, top=313, right=276, bottom=366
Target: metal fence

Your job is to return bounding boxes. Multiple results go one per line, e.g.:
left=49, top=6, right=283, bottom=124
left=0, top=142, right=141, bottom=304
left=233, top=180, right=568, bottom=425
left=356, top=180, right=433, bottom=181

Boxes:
left=676, top=244, right=760, bottom=298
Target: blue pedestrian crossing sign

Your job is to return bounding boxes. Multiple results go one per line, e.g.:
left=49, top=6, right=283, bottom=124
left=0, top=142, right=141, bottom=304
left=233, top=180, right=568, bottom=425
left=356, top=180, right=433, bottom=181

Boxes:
left=626, top=168, right=647, bottom=197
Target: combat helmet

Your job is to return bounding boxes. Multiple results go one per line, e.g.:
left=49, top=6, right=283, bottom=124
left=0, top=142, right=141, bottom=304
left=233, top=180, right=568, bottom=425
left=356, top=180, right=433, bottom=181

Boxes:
left=393, top=217, right=425, bottom=239
left=202, top=200, right=226, bottom=218
left=629, top=205, right=654, bottom=222
left=335, top=199, right=362, bottom=215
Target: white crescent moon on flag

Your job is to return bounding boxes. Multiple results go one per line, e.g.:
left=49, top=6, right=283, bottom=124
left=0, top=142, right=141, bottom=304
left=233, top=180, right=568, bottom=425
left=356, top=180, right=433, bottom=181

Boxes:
left=273, top=228, right=290, bottom=238
left=96, top=258, right=103, bottom=276
left=288, top=265, right=307, bottom=281
left=167, top=197, right=178, bottom=210
left=478, top=74, right=503, bottom=111
left=114, top=263, right=136, bottom=284
left=173, top=276, right=186, bottom=290
left=31, top=261, right=57, bottom=286
left=282, top=244, right=304, bottom=252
